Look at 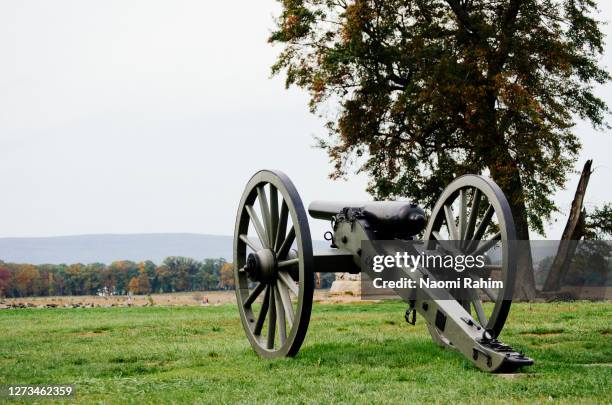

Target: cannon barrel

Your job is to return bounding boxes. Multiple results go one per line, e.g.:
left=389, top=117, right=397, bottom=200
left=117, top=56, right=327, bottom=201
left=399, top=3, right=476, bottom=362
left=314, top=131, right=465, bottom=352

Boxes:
left=308, top=200, right=364, bottom=221
left=309, top=200, right=426, bottom=237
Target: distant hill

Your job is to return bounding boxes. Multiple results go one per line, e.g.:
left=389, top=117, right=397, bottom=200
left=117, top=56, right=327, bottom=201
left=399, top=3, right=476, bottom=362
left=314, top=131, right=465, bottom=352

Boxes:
left=0, top=233, right=330, bottom=265
left=0, top=233, right=234, bottom=265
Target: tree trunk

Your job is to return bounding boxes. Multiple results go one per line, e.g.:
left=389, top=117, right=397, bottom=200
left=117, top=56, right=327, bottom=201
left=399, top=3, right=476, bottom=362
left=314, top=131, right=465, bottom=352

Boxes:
left=508, top=198, right=538, bottom=300
left=542, top=160, right=592, bottom=292
left=488, top=156, right=537, bottom=301
left=481, top=87, right=537, bottom=300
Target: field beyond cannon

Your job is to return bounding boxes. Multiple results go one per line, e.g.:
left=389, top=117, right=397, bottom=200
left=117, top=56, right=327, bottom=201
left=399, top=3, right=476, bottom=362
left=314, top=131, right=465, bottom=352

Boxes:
left=0, top=290, right=368, bottom=309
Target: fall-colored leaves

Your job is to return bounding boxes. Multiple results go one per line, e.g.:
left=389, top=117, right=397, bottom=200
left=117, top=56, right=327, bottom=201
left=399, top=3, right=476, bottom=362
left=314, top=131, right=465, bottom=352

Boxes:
left=0, top=257, right=232, bottom=298
left=269, top=0, right=609, bottom=237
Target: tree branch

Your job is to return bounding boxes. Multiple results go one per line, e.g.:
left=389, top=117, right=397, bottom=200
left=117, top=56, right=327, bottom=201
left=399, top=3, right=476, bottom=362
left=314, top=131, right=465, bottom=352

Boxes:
left=445, top=0, right=481, bottom=39
left=490, top=0, right=523, bottom=75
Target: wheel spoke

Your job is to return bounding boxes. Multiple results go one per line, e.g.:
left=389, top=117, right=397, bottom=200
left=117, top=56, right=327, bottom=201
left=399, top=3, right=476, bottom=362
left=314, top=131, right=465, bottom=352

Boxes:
left=243, top=282, right=266, bottom=308
left=458, top=189, right=467, bottom=242
left=253, top=285, right=270, bottom=335
left=257, top=185, right=272, bottom=246
left=275, top=201, right=289, bottom=252
left=471, top=231, right=501, bottom=257
left=269, top=184, right=279, bottom=246
left=274, top=285, right=286, bottom=345
left=466, top=203, right=495, bottom=252
left=239, top=234, right=261, bottom=252
left=277, top=226, right=296, bottom=259
left=464, top=188, right=481, bottom=241
left=278, top=271, right=299, bottom=296
left=444, top=204, right=459, bottom=240
left=267, top=286, right=277, bottom=349
left=432, top=230, right=443, bottom=241
left=472, top=296, right=488, bottom=326
left=481, top=285, right=498, bottom=302
left=276, top=278, right=294, bottom=327
left=472, top=204, right=495, bottom=241
left=469, top=274, right=499, bottom=301
left=278, top=258, right=299, bottom=268
left=246, top=205, right=269, bottom=249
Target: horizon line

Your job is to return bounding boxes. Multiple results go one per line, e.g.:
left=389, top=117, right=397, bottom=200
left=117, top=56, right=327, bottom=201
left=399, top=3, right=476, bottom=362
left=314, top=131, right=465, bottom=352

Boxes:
left=0, top=232, right=234, bottom=240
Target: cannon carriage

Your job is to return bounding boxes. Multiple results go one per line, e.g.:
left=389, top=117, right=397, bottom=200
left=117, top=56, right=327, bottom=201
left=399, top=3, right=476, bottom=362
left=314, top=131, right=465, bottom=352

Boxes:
left=233, top=170, right=533, bottom=372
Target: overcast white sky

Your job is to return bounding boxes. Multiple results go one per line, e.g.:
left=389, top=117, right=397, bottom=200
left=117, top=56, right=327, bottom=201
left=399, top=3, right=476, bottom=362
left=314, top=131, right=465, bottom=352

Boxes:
left=0, top=1, right=611, bottom=240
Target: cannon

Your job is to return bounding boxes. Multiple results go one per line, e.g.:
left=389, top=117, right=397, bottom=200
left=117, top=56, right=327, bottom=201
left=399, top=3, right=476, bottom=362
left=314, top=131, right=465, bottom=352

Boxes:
left=233, top=170, right=533, bottom=372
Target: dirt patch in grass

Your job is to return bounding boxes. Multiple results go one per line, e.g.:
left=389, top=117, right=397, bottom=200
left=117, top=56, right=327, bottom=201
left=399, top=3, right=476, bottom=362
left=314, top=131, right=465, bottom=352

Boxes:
left=78, top=332, right=106, bottom=338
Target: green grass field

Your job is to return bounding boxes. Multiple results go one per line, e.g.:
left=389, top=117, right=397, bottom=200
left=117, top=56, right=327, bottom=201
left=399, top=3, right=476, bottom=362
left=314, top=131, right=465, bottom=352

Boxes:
left=0, top=301, right=610, bottom=404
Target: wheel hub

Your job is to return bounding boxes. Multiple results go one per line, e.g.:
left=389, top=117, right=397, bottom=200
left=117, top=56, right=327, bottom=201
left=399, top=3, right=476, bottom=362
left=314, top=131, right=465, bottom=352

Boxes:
left=245, top=249, right=276, bottom=282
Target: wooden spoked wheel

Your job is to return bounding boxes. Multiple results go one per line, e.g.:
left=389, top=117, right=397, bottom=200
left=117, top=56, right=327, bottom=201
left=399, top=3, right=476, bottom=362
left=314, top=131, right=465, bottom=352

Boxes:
left=423, top=175, right=517, bottom=340
left=233, top=170, right=314, bottom=358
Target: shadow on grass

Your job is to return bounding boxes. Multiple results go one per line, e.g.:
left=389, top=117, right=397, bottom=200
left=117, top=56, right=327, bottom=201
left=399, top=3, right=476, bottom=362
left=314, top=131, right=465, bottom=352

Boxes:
left=294, top=338, right=466, bottom=370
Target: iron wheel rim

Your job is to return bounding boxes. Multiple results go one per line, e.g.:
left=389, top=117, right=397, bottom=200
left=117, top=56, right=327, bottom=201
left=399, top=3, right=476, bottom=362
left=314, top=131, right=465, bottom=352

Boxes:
left=233, top=170, right=314, bottom=358
left=423, top=175, right=517, bottom=337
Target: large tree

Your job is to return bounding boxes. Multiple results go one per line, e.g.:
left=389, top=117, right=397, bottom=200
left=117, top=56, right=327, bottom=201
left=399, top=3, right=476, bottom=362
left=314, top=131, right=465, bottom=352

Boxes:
left=269, top=0, right=609, bottom=297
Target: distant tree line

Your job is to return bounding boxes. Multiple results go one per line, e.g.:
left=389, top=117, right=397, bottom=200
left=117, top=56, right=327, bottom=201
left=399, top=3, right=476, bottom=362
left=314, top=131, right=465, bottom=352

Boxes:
left=0, top=257, right=234, bottom=298
left=0, top=257, right=336, bottom=298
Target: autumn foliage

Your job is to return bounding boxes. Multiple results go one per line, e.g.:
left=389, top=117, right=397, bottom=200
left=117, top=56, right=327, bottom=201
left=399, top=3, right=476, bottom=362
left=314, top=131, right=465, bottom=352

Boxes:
left=269, top=0, right=609, bottom=237
left=0, top=257, right=230, bottom=298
